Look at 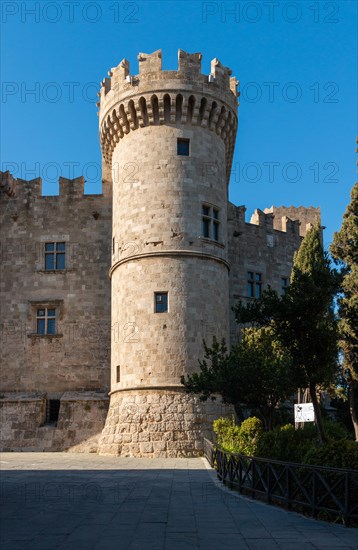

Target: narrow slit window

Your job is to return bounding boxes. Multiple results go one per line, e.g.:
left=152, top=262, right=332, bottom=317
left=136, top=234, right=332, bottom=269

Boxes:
left=45, top=399, right=60, bottom=426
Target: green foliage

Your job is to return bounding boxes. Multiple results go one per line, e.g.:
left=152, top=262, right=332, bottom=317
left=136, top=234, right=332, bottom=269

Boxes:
left=213, top=416, right=241, bottom=453
left=322, top=418, right=352, bottom=441
left=256, top=420, right=351, bottom=463
left=181, top=327, right=296, bottom=429
left=331, top=182, right=358, bottom=267
left=330, top=183, right=358, bottom=440
left=235, top=224, right=340, bottom=443
left=236, top=417, right=264, bottom=455
left=256, top=424, right=313, bottom=463
left=304, top=440, right=358, bottom=469
left=214, top=416, right=352, bottom=464
left=213, top=416, right=263, bottom=455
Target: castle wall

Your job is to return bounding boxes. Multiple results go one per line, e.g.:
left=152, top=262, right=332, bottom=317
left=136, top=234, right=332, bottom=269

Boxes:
left=227, top=203, right=315, bottom=344
left=0, top=392, right=108, bottom=452
left=0, top=175, right=112, bottom=451
left=264, top=205, right=321, bottom=237
left=0, top=49, right=322, bottom=456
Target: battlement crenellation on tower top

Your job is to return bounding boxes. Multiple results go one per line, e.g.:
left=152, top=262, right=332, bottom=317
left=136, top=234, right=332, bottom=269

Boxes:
left=98, top=49, right=239, bottom=176
left=98, top=49, right=238, bottom=107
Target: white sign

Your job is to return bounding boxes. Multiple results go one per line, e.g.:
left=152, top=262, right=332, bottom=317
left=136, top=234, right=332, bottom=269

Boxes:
left=294, top=403, right=315, bottom=423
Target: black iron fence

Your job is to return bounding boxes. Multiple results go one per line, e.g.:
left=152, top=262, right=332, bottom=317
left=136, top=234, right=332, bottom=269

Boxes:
left=204, top=438, right=358, bottom=526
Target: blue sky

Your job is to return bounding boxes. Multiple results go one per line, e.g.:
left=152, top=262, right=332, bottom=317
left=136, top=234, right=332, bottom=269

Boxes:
left=1, top=0, right=357, bottom=247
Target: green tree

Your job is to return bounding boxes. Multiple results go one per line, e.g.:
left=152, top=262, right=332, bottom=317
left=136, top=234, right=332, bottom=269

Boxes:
left=330, top=183, right=358, bottom=440
left=235, top=224, right=339, bottom=444
left=181, top=327, right=295, bottom=430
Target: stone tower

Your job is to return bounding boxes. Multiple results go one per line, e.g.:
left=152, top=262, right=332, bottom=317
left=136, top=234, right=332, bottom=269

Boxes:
left=98, top=49, right=238, bottom=457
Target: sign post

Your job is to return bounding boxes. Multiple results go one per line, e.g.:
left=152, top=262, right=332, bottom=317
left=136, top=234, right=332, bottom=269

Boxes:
left=294, top=403, right=315, bottom=426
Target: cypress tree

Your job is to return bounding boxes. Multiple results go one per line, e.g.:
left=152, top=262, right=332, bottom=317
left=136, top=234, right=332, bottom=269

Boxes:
left=331, top=183, right=358, bottom=440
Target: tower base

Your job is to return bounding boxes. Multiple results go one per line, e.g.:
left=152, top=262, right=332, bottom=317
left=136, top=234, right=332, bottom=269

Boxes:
left=98, top=389, right=233, bottom=457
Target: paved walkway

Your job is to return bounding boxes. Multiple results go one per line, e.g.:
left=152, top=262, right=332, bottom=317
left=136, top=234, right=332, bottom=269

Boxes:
left=0, top=454, right=357, bottom=550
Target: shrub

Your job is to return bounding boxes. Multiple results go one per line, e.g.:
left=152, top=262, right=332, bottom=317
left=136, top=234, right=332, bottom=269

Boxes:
left=213, top=416, right=241, bottom=453
left=303, top=440, right=358, bottom=469
left=213, top=416, right=263, bottom=455
left=213, top=416, right=355, bottom=466
left=256, top=424, right=313, bottom=463
left=237, top=417, right=264, bottom=455
left=323, top=419, right=352, bottom=441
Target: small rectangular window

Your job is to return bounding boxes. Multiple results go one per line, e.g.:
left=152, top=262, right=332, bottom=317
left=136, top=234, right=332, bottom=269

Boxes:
left=281, top=277, right=289, bottom=295
left=177, top=138, right=189, bottom=156
left=155, top=292, right=168, bottom=313
left=37, top=308, right=57, bottom=335
left=256, top=282, right=262, bottom=299
left=45, top=242, right=66, bottom=271
left=201, top=204, right=220, bottom=241
left=202, top=205, right=210, bottom=216
left=116, top=365, right=120, bottom=383
left=202, top=218, right=210, bottom=238
left=213, top=221, right=219, bottom=241
left=247, top=272, right=262, bottom=299
left=247, top=282, right=254, bottom=298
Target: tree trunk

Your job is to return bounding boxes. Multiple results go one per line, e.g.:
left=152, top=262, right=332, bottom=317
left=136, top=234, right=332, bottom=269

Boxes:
left=309, top=380, right=326, bottom=444
left=348, top=381, right=358, bottom=442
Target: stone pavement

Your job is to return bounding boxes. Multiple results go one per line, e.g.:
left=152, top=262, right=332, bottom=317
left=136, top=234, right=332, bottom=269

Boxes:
left=0, top=453, right=357, bottom=550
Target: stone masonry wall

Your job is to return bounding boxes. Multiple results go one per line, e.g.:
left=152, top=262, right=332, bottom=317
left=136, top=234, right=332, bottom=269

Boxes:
left=99, top=389, right=233, bottom=457
left=0, top=174, right=112, bottom=451
left=264, top=206, right=321, bottom=237
left=0, top=392, right=109, bottom=452
left=227, top=203, right=320, bottom=344
left=0, top=175, right=111, bottom=393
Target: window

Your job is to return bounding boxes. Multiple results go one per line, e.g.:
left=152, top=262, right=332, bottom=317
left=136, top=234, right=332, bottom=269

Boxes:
left=281, top=277, right=289, bottom=295
left=37, top=308, right=56, bottom=335
left=116, top=365, right=120, bottom=383
left=177, top=138, right=189, bottom=156
left=201, top=205, right=220, bottom=241
left=247, top=272, right=262, bottom=298
left=155, top=292, right=168, bottom=313
left=45, top=242, right=65, bottom=270
left=45, top=399, right=60, bottom=426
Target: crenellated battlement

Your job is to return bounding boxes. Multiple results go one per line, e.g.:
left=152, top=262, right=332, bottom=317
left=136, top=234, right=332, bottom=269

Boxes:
left=264, top=206, right=321, bottom=237
left=0, top=172, right=108, bottom=201
left=98, top=49, right=239, bottom=178
left=228, top=203, right=320, bottom=238
left=0, top=171, right=16, bottom=197
left=99, top=49, right=237, bottom=101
